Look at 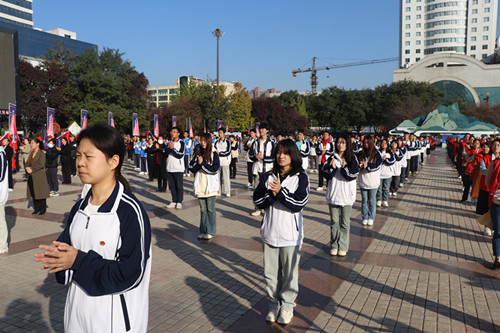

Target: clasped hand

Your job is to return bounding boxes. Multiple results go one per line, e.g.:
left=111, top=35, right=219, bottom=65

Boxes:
left=34, top=241, right=78, bottom=274
left=269, top=178, right=281, bottom=196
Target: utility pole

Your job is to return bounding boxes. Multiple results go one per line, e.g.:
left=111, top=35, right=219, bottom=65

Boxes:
left=212, top=28, right=224, bottom=87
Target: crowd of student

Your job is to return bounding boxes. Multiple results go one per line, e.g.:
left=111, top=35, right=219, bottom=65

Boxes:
left=446, top=134, right=500, bottom=270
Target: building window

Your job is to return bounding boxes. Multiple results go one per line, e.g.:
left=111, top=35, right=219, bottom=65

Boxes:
left=483, top=26, right=489, bottom=31
left=416, top=49, right=421, bottom=53
left=485, top=7, right=490, bottom=12
left=471, top=27, right=477, bottom=32
left=416, top=32, right=421, bottom=36
left=472, top=18, right=478, bottom=23
left=406, top=7, right=411, bottom=11
left=406, top=41, right=411, bottom=45
left=484, top=17, right=489, bottom=22
left=483, top=35, right=488, bottom=40
left=416, top=40, right=421, bottom=45
left=472, top=9, right=478, bottom=13
left=417, top=6, right=421, bottom=10
left=483, top=44, right=488, bottom=49
left=472, top=36, right=477, bottom=41
left=416, top=23, right=421, bottom=28
left=405, top=58, right=410, bottom=63
left=406, top=0, right=411, bottom=2
left=405, top=49, right=411, bottom=54
left=416, top=14, right=421, bottom=19
left=485, top=0, right=491, bottom=3
left=473, top=0, right=478, bottom=4
left=406, top=15, right=411, bottom=20
left=472, top=55, right=476, bottom=58
left=406, top=24, right=411, bottom=29
left=471, top=45, right=476, bottom=50
left=416, top=57, right=421, bottom=61
left=405, top=32, right=411, bottom=37
left=482, top=54, right=488, bottom=59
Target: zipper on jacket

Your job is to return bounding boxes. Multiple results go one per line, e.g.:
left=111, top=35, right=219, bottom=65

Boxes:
left=120, top=294, right=131, bottom=332
left=85, top=216, right=90, bottom=229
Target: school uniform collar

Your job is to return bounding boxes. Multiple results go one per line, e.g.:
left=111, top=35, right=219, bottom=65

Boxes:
left=79, top=181, right=123, bottom=213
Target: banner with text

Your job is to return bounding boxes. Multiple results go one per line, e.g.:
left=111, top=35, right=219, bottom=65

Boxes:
left=109, top=112, right=115, bottom=128
left=132, top=113, right=140, bottom=136
left=81, top=109, right=88, bottom=130
left=47, top=107, right=55, bottom=138
left=154, top=114, right=159, bottom=138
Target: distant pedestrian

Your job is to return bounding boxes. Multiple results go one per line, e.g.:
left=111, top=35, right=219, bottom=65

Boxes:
left=214, top=128, right=231, bottom=197
left=244, top=129, right=257, bottom=188
left=34, top=123, right=152, bottom=332
left=60, top=137, right=72, bottom=184
left=189, top=133, right=220, bottom=240
left=182, top=131, right=193, bottom=176
left=357, top=135, right=382, bottom=226
left=250, top=124, right=274, bottom=216
left=165, top=127, right=185, bottom=209
left=26, top=138, right=50, bottom=215
left=45, top=139, right=60, bottom=197
left=0, top=145, right=9, bottom=254
left=253, top=139, right=309, bottom=325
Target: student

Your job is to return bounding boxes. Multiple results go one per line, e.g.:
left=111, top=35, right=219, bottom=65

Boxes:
left=165, top=127, right=186, bottom=209
left=214, top=128, right=232, bottom=197
left=322, top=134, right=359, bottom=257
left=477, top=142, right=494, bottom=235
left=389, top=140, right=404, bottom=196
left=316, top=131, right=334, bottom=191
left=244, top=129, right=257, bottom=188
left=376, top=139, right=395, bottom=207
left=397, top=137, right=408, bottom=187
left=139, top=137, right=148, bottom=175
left=60, top=137, right=73, bottom=184
left=45, top=138, right=60, bottom=197
left=485, top=138, right=500, bottom=269
left=189, top=133, right=221, bottom=240
left=0, top=144, right=9, bottom=254
left=253, top=139, right=309, bottom=325
left=146, top=137, right=156, bottom=181
left=357, top=135, right=383, bottom=226
left=309, top=135, right=319, bottom=173
left=249, top=123, right=275, bottom=216
left=154, top=137, right=167, bottom=192
left=34, top=123, right=152, bottom=332
left=461, top=138, right=478, bottom=202
left=133, top=136, right=141, bottom=171
left=229, top=135, right=239, bottom=179
left=182, top=131, right=193, bottom=176
left=296, top=131, right=310, bottom=172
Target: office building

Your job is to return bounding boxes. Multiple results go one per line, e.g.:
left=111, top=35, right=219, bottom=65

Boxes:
left=0, top=0, right=33, bottom=28
left=400, top=0, right=498, bottom=67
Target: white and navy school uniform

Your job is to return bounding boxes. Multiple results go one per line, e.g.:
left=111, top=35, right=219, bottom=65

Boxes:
left=244, top=138, right=256, bottom=185
left=357, top=151, right=383, bottom=221
left=249, top=138, right=275, bottom=177
left=316, top=140, right=335, bottom=188
left=309, top=140, right=319, bottom=171
left=214, top=138, right=232, bottom=195
left=377, top=150, right=396, bottom=202
left=296, top=140, right=310, bottom=171
left=182, top=137, right=193, bottom=175
left=164, top=139, right=186, bottom=203
left=389, top=148, right=404, bottom=193
left=55, top=182, right=151, bottom=333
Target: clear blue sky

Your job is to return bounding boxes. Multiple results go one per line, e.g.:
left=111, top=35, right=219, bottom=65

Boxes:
left=33, top=0, right=500, bottom=93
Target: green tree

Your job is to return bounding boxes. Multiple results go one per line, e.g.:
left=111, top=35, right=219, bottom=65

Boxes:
left=227, top=82, right=252, bottom=131
left=278, top=90, right=307, bottom=119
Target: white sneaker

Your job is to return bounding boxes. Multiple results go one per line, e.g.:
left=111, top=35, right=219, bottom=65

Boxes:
left=251, top=210, right=261, bottom=216
left=277, top=310, right=293, bottom=325
left=389, top=192, right=393, bottom=196
left=8, top=189, right=12, bottom=192
left=376, top=201, right=382, bottom=207
left=203, top=234, right=213, bottom=240
left=0, top=249, right=8, bottom=255
left=197, top=233, right=205, bottom=239
left=166, top=202, right=176, bottom=209
left=367, top=219, right=374, bottom=226
left=338, top=250, right=347, bottom=257
left=330, top=249, right=338, bottom=256
left=226, top=193, right=231, bottom=197
left=382, top=201, right=389, bottom=207
left=392, top=192, right=397, bottom=197
left=175, top=203, right=182, bottom=210
left=400, top=183, right=404, bottom=188
left=485, top=227, right=492, bottom=236
left=317, top=187, right=323, bottom=191
left=362, top=219, right=368, bottom=225
left=266, top=310, right=279, bottom=322
left=246, top=182, right=252, bottom=188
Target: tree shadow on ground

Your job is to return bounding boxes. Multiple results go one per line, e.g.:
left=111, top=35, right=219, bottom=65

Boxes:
left=0, top=299, right=50, bottom=332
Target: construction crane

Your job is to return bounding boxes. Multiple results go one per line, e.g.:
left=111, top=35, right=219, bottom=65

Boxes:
left=292, top=57, right=399, bottom=93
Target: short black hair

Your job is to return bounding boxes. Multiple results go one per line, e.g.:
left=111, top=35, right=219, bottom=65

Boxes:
left=249, top=129, right=256, bottom=134
left=171, top=126, right=181, bottom=133
left=260, top=123, right=269, bottom=130
left=218, top=127, right=226, bottom=133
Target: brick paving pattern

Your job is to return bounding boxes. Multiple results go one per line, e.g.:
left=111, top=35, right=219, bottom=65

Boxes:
left=0, top=148, right=498, bottom=332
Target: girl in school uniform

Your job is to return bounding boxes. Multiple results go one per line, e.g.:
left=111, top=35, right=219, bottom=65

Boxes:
left=389, top=140, right=404, bottom=197
left=357, top=135, right=383, bottom=226
left=322, top=134, right=360, bottom=257
left=376, top=139, right=396, bottom=208
left=397, top=137, right=408, bottom=188
left=253, top=139, right=309, bottom=325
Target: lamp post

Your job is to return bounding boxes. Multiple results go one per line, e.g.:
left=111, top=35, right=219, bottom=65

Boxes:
left=212, top=28, right=224, bottom=87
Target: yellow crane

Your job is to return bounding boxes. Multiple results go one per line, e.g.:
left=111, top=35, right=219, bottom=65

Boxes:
left=292, top=57, right=399, bottom=93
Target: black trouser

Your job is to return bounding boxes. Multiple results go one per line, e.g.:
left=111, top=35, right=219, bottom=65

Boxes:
left=247, top=162, right=253, bottom=185
left=167, top=172, right=183, bottom=203
left=309, top=155, right=318, bottom=170
left=62, top=163, right=72, bottom=184
left=7, top=160, right=12, bottom=189
left=230, top=158, right=237, bottom=178
left=410, top=156, right=418, bottom=174
left=462, top=173, right=472, bottom=201
left=420, top=152, right=424, bottom=164
left=405, top=160, right=410, bottom=179
left=46, top=167, right=59, bottom=192
left=28, top=176, right=46, bottom=213
left=184, top=155, right=190, bottom=174
left=390, top=176, right=400, bottom=193
left=318, top=163, right=327, bottom=187
left=71, top=157, right=76, bottom=176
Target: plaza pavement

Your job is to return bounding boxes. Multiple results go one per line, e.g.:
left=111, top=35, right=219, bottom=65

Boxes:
left=0, top=148, right=499, bottom=333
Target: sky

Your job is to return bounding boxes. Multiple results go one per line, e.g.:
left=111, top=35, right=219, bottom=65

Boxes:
left=32, top=0, right=500, bottom=93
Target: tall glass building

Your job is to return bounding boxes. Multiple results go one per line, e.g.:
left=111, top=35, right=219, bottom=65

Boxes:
left=0, top=0, right=33, bottom=28
left=399, top=0, right=499, bottom=67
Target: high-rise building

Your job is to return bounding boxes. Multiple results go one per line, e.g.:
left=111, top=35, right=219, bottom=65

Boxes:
left=399, top=0, right=498, bottom=67
left=0, top=0, right=33, bottom=28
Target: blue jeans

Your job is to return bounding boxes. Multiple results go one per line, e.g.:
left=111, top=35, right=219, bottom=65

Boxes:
left=490, top=203, right=500, bottom=257
left=400, top=167, right=407, bottom=184
left=377, top=178, right=392, bottom=202
left=199, top=196, right=217, bottom=235
left=361, top=188, right=377, bottom=220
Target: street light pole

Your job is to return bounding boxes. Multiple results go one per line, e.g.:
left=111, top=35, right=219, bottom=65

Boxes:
left=212, top=28, right=224, bottom=87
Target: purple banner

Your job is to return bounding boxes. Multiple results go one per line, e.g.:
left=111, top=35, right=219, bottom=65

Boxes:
left=172, top=116, right=177, bottom=127
left=255, top=122, right=260, bottom=138
left=132, top=113, right=139, bottom=136
left=43, top=126, right=48, bottom=150
left=81, top=109, right=88, bottom=130
left=47, top=107, right=55, bottom=138
left=154, top=114, right=159, bottom=138
left=9, top=103, right=17, bottom=141
left=109, top=112, right=115, bottom=128
left=189, top=117, right=193, bottom=138
left=217, top=120, right=223, bottom=130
